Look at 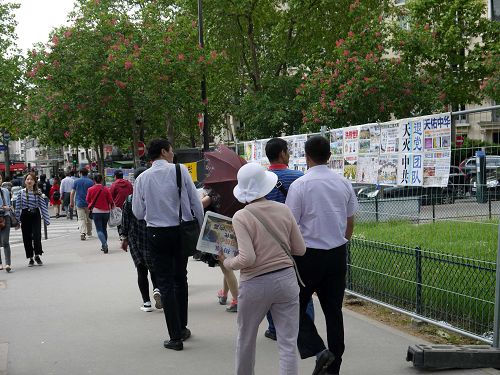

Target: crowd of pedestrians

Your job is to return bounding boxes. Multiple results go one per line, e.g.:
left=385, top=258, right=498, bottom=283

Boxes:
left=0, top=135, right=358, bottom=375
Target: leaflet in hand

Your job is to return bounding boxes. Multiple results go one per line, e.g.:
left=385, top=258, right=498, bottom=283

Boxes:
left=196, top=211, right=238, bottom=258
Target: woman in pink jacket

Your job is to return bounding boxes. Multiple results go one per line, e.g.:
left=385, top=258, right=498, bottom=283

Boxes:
left=219, top=163, right=306, bottom=375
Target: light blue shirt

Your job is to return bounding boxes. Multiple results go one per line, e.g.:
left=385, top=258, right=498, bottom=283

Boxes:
left=132, top=160, right=204, bottom=228
left=0, top=187, right=11, bottom=216
left=285, top=165, right=358, bottom=249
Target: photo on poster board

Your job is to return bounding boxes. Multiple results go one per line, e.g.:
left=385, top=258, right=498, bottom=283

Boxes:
left=358, top=124, right=379, bottom=154
left=196, top=211, right=238, bottom=258
left=356, top=156, right=379, bottom=184
left=378, top=154, right=398, bottom=185
left=344, top=156, right=358, bottom=181
left=329, top=156, right=344, bottom=176
left=330, top=129, right=344, bottom=156
left=380, top=122, right=400, bottom=154
left=423, top=151, right=451, bottom=187
left=343, top=127, right=359, bottom=156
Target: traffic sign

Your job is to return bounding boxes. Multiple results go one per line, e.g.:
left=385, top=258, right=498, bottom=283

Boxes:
left=198, top=113, right=204, bottom=131
left=3, top=132, right=10, bottom=142
left=0, top=145, right=6, bottom=151
left=455, top=136, right=464, bottom=147
left=137, top=141, right=145, bottom=157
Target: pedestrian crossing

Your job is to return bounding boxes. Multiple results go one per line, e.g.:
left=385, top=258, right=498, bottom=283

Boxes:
left=9, top=217, right=80, bottom=246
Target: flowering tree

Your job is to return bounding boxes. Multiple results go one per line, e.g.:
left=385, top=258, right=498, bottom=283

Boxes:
left=23, top=0, right=221, bottom=170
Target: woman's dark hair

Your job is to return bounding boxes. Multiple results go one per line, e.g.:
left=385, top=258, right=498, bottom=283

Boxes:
left=305, top=136, right=331, bottom=164
left=133, top=167, right=147, bottom=180
left=147, top=138, right=172, bottom=160
left=25, top=173, right=40, bottom=194
left=265, top=138, right=288, bottom=163
left=94, top=174, right=103, bottom=183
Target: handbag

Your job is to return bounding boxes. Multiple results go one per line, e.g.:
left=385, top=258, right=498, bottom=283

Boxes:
left=88, top=187, right=103, bottom=220
left=108, top=206, right=122, bottom=227
left=0, top=189, right=15, bottom=227
left=175, top=164, right=201, bottom=257
left=245, top=206, right=305, bottom=287
left=0, top=216, right=5, bottom=230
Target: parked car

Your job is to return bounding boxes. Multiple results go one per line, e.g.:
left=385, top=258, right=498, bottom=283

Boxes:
left=471, top=169, right=500, bottom=200
left=458, top=155, right=500, bottom=176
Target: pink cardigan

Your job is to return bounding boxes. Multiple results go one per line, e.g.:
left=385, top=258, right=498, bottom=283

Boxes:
left=224, top=199, right=306, bottom=281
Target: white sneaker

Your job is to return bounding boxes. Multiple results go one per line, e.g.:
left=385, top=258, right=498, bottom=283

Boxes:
left=140, top=302, right=153, bottom=312
left=153, top=289, right=163, bottom=309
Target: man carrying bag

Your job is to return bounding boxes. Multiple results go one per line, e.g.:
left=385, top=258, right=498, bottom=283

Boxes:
left=132, top=138, right=204, bottom=351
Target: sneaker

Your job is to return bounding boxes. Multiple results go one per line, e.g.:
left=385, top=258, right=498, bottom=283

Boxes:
left=5, top=265, right=11, bottom=273
left=153, top=289, right=163, bottom=309
left=140, top=302, right=153, bottom=312
left=217, top=289, right=227, bottom=305
left=312, top=349, right=335, bottom=375
left=226, top=299, right=237, bottom=313
left=102, top=245, right=108, bottom=254
left=34, top=256, right=43, bottom=266
left=28, top=259, right=35, bottom=267
left=80, top=233, right=86, bottom=241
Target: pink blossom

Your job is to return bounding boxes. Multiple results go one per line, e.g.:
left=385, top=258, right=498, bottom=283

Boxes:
left=134, top=44, right=140, bottom=51
left=177, top=53, right=185, bottom=61
left=64, top=29, right=73, bottom=38
left=480, top=79, right=488, bottom=90
left=110, top=19, right=117, bottom=26
left=403, top=88, right=412, bottom=95
left=365, top=52, right=373, bottom=60
left=111, top=44, right=120, bottom=51
left=210, top=50, right=218, bottom=59
left=115, top=80, right=127, bottom=89
left=347, top=80, right=353, bottom=86
left=52, top=35, right=59, bottom=46
left=302, top=117, right=308, bottom=123
left=31, top=49, right=37, bottom=57
left=95, top=0, right=100, bottom=4
left=295, top=88, right=301, bottom=95
left=377, top=44, right=383, bottom=51
left=32, top=114, right=40, bottom=122
left=343, top=50, right=350, bottom=57
left=46, top=74, right=53, bottom=81
left=64, top=131, right=70, bottom=138
left=379, top=103, right=385, bottom=113
left=63, top=104, right=70, bottom=111
left=335, top=39, right=345, bottom=47
left=363, top=77, right=370, bottom=82
left=103, top=35, right=112, bottom=42
left=375, top=31, right=382, bottom=37
left=424, top=23, right=430, bottom=30
left=124, top=61, right=133, bottom=70
left=399, top=40, right=405, bottom=46
left=123, top=39, right=130, bottom=46
left=348, top=31, right=355, bottom=38
left=192, top=20, right=197, bottom=28
left=198, top=55, right=205, bottom=63
left=202, top=98, right=209, bottom=105
left=329, top=100, right=336, bottom=108
left=107, top=54, right=114, bottom=62
left=439, top=92, right=447, bottom=101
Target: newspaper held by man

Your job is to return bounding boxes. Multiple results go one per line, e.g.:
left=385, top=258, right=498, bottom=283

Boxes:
left=196, top=211, right=238, bottom=258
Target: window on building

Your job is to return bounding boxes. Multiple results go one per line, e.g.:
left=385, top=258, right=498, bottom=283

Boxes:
left=80, top=152, right=85, bottom=160
left=453, top=104, right=467, bottom=123
left=492, top=0, right=500, bottom=21
left=493, top=132, right=500, bottom=144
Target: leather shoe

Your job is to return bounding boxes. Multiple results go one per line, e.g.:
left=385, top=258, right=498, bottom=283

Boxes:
left=163, top=339, right=183, bottom=351
left=264, top=329, right=277, bottom=341
left=181, top=328, right=191, bottom=341
left=312, top=349, right=335, bottom=375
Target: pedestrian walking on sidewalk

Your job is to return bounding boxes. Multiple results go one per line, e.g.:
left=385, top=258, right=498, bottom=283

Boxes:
left=110, top=169, right=133, bottom=240
left=86, top=174, right=113, bottom=254
left=0, top=175, right=14, bottom=272
left=49, top=177, right=62, bottom=218
left=70, top=168, right=94, bottom=241
left=286, top=136, right=359, bottom=375
left=121, top=167, right=162, bottom=312
left=60, top=171, right=75, bottom=219
left=220, top=163, right=306, bottom=375
left=132, top=138, right=204, bottom=351
left=263, top=138, right=315, bottom=342
left=15, top=173, right=51, bottom=267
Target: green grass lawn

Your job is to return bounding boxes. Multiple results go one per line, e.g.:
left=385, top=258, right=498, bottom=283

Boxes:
left=354, top=220, right=498, bottom=261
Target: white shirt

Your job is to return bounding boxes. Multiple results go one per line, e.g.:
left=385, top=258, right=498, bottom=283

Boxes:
left=59, top=176, right=75, bottom=194
left=132, top=160, right=204, bottom=228
left=285, top=164, right=359, bottom=250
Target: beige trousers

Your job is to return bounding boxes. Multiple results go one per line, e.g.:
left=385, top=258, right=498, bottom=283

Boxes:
left=76, top=207, right=92, bottom=236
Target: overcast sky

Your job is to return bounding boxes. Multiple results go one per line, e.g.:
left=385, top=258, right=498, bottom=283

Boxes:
left=14, top=0, right=75, bottom=52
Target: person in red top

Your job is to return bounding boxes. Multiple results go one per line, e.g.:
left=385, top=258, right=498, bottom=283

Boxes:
left=109, top=170, right=133, bottom=240
left=86, top=174, right=114, bottom=254
left=49, top=177, right=62, bottom=218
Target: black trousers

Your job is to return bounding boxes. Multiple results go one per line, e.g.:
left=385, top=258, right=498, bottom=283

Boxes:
left=147, top=226, right=188, bottom=341
left=295, top=244, right=347, bottom=375
left=20, top=209, right=43, bottom=259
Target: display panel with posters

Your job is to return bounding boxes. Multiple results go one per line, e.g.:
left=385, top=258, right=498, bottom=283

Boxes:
left=422, top=112, right=452, bottom=187
left=343, top=126, right=359, bottom=181
left=196, top=211, right=238, bottom=258
left=356, top=124, right=379, bottom=183
left=329, top=129, right=344, bottom=175
left=378, top=121, right=400, bottom=185
left=398, top=117, right=424, bottom=186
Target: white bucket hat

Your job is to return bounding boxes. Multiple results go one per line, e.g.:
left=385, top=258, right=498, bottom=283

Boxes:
left=233, top=163, right=278, bottom=204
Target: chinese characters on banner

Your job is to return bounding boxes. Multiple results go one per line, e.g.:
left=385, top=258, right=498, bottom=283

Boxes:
left=241, top=112, right=451, bottom=188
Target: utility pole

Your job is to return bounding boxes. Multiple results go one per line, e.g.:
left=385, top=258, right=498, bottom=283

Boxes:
left=198, top=0, right=209, bottom=151
left=3, top=131, right=11, bottom=179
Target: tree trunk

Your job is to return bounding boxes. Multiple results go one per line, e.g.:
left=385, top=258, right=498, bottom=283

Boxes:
left=165, top=113, right=175, bottom=147
left=132, top=118, right=140, bottom=169
left=94, top=141, right=105, bottom=178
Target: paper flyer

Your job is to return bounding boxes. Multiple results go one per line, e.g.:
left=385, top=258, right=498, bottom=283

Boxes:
left=196, top=211, right=238, bottom=258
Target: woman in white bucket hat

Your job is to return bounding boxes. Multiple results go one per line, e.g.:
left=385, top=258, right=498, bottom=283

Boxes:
left=219, top=162, right=306, bottom=375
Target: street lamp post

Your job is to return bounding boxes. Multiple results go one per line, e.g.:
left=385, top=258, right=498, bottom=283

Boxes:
left=198, top=0, right=209, bottom=151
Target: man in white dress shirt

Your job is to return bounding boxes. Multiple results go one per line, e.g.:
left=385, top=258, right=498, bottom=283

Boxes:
left=286, top=136, right=359, bottom=375
left=132, top=138, right=204, bottom=351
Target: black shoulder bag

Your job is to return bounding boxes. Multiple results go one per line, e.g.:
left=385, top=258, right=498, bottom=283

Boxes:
left=175, top=164, right=201, bottom=257
left=275, top=180, right=288, bottom=198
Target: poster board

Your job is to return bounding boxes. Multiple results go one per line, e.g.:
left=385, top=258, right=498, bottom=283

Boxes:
left=196, top=211, right=238, bottom=258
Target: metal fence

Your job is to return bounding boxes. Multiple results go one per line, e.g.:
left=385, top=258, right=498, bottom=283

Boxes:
left=349, top=105, right=500, bottom=343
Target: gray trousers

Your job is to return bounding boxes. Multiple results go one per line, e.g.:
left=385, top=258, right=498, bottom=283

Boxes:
left=236, top=267, right=299, bottom=375
left=0, top=216, right=12, bottom=265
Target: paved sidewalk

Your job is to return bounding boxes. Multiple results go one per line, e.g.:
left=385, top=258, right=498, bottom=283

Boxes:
left=0, top=228, right=498, bottom=375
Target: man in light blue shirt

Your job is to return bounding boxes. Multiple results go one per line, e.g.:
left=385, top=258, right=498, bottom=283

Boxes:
left=132, top=138, right=203, bottom=351
left=70, top=169, right=94, bottom=240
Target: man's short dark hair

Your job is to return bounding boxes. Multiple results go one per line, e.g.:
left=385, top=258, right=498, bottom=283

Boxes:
left=305, top=136, right=331, bottom=164
left=147, top=138, right=172, bottom=160
left=80, top=168, right=89, bottom=176
left=265, top=138, right=288, bottom=162
left=114, top=170, right=124, bottom=179
left=94, top=173, right=103, bottom=183
left=70, top=171, right=75, bottom=177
